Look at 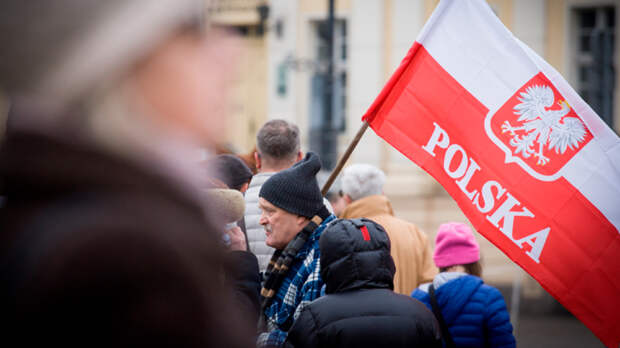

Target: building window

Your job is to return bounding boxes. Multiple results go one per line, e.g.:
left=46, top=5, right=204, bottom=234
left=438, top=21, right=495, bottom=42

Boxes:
left=309, top=19, right=347, bottom=132
left=308, top=19, right=347, bottom=169
left=572, top=6, right=616, bottom=127
left=276, top=63, right=287, bottom=97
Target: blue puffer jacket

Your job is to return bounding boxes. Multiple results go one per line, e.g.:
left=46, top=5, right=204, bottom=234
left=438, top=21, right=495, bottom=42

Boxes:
left=412, top=273, right=515, bottom=348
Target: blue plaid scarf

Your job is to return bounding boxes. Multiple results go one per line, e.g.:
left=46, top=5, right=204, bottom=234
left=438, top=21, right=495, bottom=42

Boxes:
left=257, top=214, right=335, bottom=347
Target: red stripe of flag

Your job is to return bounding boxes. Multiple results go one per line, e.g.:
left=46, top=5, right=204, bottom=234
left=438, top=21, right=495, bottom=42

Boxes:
left=363, top=43, right=620, bottom=347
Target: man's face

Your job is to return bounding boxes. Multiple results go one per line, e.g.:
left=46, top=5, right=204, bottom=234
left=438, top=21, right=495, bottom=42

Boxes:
left=329, top=195, right=347, bottom=217
left=258, top=198, right=307, bottom=250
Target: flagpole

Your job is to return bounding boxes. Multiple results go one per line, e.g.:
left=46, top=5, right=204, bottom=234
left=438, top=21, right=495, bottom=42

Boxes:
left=321, top=121, right=370, bottom=196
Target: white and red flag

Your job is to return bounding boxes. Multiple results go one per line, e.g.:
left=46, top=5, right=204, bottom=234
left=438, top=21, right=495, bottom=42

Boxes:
left=362, top=0, right=620, bottom=346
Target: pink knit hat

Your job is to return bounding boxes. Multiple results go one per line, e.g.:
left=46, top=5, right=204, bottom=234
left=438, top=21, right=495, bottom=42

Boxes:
left=433, top=222, right=480, bottom=268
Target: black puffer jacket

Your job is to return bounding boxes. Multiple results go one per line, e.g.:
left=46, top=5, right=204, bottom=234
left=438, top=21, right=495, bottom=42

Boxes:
left=284, top=218, right=441, bottom=348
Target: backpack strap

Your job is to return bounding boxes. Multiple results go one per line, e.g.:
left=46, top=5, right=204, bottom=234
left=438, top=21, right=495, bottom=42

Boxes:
left=429, top=284, right=456, bottom=348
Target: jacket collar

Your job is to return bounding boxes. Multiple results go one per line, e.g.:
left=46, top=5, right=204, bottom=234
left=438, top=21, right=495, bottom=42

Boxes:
left=295, top=214, right=335, bottom=261
left=340, top=194, right=394, bottom=219
left=248, top=172, right=274, bottom=189
left=417, top=272, right=468, bottom=293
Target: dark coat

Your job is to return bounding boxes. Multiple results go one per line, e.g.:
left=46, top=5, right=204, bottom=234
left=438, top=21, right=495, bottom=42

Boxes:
left=412, top=275, right=516, bottom=348
left=284, top=218, right=441, bottom=348
left=0, top=127, right=258, bottom=348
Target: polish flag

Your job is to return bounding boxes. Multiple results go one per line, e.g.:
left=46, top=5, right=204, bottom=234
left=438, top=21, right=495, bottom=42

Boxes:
left=362, top=1, right=620, bottom=346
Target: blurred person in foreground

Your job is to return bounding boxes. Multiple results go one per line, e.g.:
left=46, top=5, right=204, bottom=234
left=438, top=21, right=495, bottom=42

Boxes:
left=412, top=223, right=516, bottom=348
left=256, top=152, right=336, bottom=347
left=284, top=218, right=441, bottom=348
left=339, top=164, right=437, bottom=294
left=0, top=1, right=257, bottom=347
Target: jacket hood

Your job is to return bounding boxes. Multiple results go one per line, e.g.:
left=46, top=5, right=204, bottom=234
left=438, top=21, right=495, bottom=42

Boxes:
left=340, top=194, right=393, bottom=219
left=319, top=218, right=395, bottom=294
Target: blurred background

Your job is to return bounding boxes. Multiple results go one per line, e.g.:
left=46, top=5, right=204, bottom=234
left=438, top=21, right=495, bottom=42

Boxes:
left=210, top=2, right=617, bottom=346
left=1, top=0, right=616, bottom=346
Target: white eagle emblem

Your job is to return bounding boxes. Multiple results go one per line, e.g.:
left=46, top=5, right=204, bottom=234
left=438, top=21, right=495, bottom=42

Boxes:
left=500, top=85, right=587, bottom=166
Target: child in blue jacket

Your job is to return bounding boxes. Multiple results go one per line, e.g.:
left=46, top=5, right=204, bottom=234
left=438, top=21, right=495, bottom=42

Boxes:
left=412, top=222, right=516, bottom=348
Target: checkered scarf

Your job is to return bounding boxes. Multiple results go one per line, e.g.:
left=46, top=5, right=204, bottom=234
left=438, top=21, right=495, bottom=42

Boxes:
left=260, top=206, right=330, bottom=309
left=257, top=207, right=333, bottom=347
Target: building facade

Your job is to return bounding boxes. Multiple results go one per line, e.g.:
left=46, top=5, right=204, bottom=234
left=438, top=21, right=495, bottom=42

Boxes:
left=220, top=0, right=618, bottom=288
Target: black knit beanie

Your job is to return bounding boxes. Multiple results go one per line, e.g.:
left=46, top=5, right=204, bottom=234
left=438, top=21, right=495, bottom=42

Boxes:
left=259, top=152, right=325, bottom=218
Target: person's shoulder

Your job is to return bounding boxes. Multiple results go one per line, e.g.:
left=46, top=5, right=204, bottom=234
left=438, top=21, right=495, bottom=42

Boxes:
left=412, top=283, right=431, bottom=297
left=372, top=290, right=436, bottom=322
left=246, top=173, right=273, bottom=198
left=381, top=216, right=429, bottom=247
left=250, top=172, right=274, bottom=186
left=478, top=282, right=505, bottom=301
left=319, top=214, right=338, bottom=229
left=397, top=218, right=426, bottom=237
left=393, top=289, right=428, bottom=305
left=306, top=293, right=335, bottom=308
left=244, top=180, right=261, bottom=198
left=373, top=212, right=422, bottom=233
left=452, top=274, right=483, bottom=289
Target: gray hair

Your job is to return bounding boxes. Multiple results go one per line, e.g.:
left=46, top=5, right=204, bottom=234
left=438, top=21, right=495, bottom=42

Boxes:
left=341, top=164, right=386, bottom=201
left=256, top=119, right=300, bottom=164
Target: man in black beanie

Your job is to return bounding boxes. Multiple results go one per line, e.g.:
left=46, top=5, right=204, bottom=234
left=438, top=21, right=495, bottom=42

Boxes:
left=256, top=152, right=336, bottom=348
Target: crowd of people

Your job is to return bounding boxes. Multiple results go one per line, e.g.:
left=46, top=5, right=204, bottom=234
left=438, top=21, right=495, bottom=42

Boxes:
left=213, top=120, right=516, bottom=348
left=0, top=1, right=516, bottom=347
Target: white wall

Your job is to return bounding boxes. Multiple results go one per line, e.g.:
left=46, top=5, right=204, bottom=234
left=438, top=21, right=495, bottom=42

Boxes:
left=392, top=0, right=425, bottom=68
left=388, top=0, right=427, bottom=166
left=266, top=0, right=298, bottom=124
left=513, top=0, right=546, bottom=56
left=347, top=0, right=385, bottom=166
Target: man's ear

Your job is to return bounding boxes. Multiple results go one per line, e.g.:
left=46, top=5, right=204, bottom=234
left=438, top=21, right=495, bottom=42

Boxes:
left=296, top=151, right=303, bottom=162
left=240, top=182, right=250, bottom=193
left=254, top=151, right=261, bottom=170
left=343, top=194, right=353, bottom=204
left=296, top=215, right=309, bottom=228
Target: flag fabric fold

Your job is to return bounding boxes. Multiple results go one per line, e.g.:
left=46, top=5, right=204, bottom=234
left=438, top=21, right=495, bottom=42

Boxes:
left=362, top=1, right=620, bottom=346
